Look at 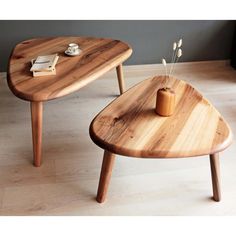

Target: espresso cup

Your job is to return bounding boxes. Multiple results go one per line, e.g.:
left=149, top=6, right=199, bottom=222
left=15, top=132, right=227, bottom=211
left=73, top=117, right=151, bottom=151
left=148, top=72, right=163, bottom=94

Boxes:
left=67, top=43, right=79, bottom=54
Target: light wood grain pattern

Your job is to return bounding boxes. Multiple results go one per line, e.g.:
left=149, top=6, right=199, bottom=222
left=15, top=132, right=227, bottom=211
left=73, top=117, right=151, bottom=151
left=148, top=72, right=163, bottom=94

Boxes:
left=96, top=150, right=116, bottom=203
left=210, top=153, right=221, bottom=201
left=31, top=102, right=43, bottom=167
left=90, top=76, right=233, bottom=158
left=7, top=37, right=132, bottom=102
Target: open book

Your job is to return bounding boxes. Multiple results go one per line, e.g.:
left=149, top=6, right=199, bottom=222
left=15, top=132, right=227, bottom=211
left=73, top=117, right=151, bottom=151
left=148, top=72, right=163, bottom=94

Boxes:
left=30, top=54, right=59, bottom=72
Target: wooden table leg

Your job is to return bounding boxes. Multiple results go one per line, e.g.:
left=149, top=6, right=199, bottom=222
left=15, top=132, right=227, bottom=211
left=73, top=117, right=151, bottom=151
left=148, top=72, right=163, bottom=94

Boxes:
left=209, top=153, right=221, bottom=201
left=96, top=150, right=116, bottom=203
left=116, top=64, right=125, bottom=94
left=30, top=101, right=43, bottom=167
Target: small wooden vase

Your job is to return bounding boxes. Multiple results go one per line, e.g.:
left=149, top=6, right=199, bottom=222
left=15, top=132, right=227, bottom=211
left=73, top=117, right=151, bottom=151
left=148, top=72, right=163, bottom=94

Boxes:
left=155, top=87, right=176, bottom=116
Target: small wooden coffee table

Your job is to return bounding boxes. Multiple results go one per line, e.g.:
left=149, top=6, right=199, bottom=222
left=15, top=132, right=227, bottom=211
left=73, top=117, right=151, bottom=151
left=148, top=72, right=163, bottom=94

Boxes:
left=89, top=76, right=233, bottom=203
left=7, top=37, right=132, bottom=167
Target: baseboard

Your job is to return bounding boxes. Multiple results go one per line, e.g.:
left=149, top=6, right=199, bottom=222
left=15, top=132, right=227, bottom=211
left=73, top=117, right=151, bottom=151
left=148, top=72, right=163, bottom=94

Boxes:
left=123, top=60, right=230, bottom=71
left=1, top=60, right=230, bottom=80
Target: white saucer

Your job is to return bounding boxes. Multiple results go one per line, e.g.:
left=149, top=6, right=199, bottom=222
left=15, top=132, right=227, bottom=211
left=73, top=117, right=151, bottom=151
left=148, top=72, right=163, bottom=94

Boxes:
left=65, top=49, right=81, bottom=57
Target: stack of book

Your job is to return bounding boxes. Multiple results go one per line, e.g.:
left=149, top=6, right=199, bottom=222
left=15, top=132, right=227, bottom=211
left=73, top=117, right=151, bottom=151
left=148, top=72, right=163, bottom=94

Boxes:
left=30, top=54, right=59, bottom=77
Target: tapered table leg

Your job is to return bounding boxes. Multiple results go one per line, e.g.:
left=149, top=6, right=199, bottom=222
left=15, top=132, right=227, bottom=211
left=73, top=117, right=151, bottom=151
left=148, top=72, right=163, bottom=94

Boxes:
left=209, top=153, right=221, bottom=201
left=96, top=150, right=116, bottom=203
left=116, top=64, right=125, bottom=94
left=30, top=101, right=43, bottom=167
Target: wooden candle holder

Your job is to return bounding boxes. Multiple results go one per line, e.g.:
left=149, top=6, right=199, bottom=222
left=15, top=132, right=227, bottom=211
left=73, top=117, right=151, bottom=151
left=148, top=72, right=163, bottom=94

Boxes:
left=155, top=87, right=175, bottom=116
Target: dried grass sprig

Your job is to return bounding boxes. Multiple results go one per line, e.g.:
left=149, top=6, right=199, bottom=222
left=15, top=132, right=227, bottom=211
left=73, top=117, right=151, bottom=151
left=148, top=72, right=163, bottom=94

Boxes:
left=169, top=42, right=177, bottom=75
left=169, top=48, right=182, bottom=78
left=177, top=48, right=182, bottom=57
left=169, top=39, right=183, bottom=77
left=178, top=39, right=182, bottom=48
left=162, top=58, right=167, bottom=77
left=161, top=38, right=183, bottom=81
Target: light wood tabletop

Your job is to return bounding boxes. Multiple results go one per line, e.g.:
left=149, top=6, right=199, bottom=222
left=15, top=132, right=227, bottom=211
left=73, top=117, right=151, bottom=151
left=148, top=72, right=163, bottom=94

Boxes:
left=7, top=36, right=132, bottom=166
left=89, top=76, right=233, bottom=203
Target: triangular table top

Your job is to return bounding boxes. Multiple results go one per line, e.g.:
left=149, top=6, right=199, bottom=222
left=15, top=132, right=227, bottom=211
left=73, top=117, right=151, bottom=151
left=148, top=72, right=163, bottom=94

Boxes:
left=7, top=37, right=132, bottom=102
left=90, top=76, right=233, bottom=158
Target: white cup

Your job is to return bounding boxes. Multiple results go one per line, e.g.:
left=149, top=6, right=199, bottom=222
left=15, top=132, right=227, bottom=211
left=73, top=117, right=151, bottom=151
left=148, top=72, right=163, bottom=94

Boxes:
left=67, top=43, right=79, bottom=54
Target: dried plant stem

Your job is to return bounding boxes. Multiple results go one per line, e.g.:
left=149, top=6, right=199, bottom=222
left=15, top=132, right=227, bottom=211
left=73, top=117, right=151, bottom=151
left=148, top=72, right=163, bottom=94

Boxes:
left=169, top=49, right=178, bottom=77
left=170, top=50, right=175, bottom=68
left=163, top=64, right=167, bottom=78
left=169, top=57, right=180, bottom=78
left=161, top=39, right=182, bottom=84
left=165, top=74, right=170, bottom=87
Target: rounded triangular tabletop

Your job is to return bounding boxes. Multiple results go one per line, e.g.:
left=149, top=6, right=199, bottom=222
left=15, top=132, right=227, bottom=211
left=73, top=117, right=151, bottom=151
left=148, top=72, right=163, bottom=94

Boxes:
left=90, top=76, right=233, bottom=158
left=7, top=37, right=132, bottom=102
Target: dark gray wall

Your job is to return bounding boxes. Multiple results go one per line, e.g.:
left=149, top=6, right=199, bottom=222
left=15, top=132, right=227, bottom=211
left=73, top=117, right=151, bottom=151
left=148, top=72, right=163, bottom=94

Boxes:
left=0, top=20, right=235, bottom=71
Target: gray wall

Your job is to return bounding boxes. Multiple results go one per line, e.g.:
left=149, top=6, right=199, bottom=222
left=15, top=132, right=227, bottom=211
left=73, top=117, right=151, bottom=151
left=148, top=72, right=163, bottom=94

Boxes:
left=0, top=20, right=235, bottom=72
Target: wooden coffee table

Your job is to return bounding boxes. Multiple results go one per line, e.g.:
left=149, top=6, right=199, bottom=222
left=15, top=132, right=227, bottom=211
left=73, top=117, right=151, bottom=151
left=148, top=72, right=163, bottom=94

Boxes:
left=7, top=37, right=132, bottom=167
left=89, top=76, right=233, bottom=203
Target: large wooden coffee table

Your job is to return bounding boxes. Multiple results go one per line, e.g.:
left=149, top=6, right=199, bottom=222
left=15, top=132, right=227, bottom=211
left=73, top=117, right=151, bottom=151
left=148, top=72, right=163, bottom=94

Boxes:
left=89, top=76, right=233, bottom=203
left=7, top=37, right=132, bottom=167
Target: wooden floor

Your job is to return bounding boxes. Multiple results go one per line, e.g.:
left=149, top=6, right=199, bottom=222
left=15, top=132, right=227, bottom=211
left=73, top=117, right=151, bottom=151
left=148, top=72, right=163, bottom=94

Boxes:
left=0, top=60, right=236, bottom=215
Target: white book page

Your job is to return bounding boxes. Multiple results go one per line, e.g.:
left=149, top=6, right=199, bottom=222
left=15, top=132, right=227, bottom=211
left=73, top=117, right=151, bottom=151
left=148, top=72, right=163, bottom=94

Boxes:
left=30, top=54, right=58, bottom=72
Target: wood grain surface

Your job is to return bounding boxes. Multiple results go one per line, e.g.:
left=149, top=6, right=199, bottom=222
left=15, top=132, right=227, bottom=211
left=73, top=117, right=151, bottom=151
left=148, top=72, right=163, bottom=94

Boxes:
left=30, top=101, right=43, bottom=167
left=116, top=64, right=125, bottom=94
left=210, top=153, right=221, bottom=201
left=7, top=37, right=132, bottom=102
left=96, top=150, right=116, bottom=203
left=90, top=76, right=233, bottom=158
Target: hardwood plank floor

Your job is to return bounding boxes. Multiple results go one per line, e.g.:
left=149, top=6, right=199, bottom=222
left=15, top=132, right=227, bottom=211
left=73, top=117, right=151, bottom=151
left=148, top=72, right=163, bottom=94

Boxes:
left=0, top=60, right=236, bottom=215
